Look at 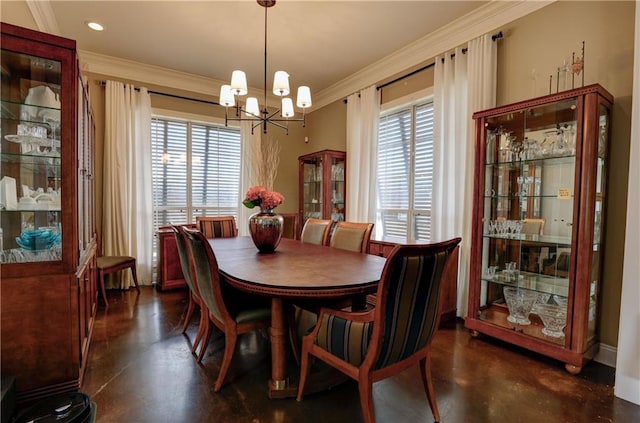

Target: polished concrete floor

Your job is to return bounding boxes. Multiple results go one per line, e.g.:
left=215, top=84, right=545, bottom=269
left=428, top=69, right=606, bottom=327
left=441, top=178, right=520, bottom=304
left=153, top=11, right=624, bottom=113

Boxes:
left=82, top=287, right=639, bottom=423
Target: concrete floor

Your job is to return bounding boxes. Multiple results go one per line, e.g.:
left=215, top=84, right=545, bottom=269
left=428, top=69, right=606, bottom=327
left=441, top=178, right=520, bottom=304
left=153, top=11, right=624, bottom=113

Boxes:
left=80, top=287, right=639, bottom=423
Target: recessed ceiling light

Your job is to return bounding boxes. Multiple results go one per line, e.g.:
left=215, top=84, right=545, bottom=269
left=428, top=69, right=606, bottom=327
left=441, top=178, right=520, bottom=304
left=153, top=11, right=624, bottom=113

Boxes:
left=87, top=22, right=104, bottom=31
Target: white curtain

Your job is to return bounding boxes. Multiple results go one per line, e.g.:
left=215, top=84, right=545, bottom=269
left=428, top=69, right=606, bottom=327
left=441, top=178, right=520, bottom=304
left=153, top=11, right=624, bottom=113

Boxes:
left=433, top=34, right=496, bottom=317
left=346, top=85, right=380, bottom=223
left=103, top=81, right=153, bottom=287
left=238, top=122, right=261, bottom=236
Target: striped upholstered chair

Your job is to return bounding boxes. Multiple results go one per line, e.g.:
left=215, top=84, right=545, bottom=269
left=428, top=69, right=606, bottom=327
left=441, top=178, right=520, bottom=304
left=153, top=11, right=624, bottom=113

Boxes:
left=196, top=216, right=238, bottom=239
left=172, top=225, right=208, bottom=359
left=297, top=238, right=461, bottom=423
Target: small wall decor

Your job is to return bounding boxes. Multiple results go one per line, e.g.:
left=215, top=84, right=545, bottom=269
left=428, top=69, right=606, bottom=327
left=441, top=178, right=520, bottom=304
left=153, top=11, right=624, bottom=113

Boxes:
left=549, top=41, right=585, bottom=94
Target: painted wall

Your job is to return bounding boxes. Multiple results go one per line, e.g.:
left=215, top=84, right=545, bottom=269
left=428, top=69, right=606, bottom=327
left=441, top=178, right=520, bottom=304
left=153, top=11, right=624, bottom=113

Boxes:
left=304, top=1, right=634, bottom=348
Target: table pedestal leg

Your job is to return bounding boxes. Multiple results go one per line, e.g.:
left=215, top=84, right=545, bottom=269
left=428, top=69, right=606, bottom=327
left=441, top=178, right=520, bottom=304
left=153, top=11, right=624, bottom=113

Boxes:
left=268, top=298, right=297, bottom=398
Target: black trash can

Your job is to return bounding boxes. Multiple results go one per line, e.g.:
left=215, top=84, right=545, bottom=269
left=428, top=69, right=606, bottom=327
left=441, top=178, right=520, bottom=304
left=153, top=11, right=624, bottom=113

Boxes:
left=14, top=392, right=96, bottom=423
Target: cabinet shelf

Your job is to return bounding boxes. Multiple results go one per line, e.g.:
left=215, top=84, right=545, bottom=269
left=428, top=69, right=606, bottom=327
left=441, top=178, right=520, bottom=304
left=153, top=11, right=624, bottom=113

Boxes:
left=482, top=233, right=572, bottom=246
left=478, top=306, right=566, bottom=346
left=481, top=271, right=569, bottom=297
left=1, top=152, right=61, bottom=165
left=486, top=154, right=576, bottom=168
left=467, top=84, right=613, bottom=374
left=1, top=99, right=61, bottom=122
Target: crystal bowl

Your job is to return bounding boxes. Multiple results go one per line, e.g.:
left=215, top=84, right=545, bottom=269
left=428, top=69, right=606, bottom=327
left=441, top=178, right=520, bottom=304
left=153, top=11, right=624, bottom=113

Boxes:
left=535, top=303, right=567, bottom=338
left=503, top=287, right=538, bottom=325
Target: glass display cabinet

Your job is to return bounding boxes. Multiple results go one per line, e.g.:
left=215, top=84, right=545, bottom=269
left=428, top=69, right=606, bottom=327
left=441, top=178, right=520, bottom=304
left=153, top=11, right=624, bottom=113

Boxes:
left=465, top=84, right=612, bottom=374
left=1, top=23, right=96, bottom=402
left=298, top=149, right=346, bottom=227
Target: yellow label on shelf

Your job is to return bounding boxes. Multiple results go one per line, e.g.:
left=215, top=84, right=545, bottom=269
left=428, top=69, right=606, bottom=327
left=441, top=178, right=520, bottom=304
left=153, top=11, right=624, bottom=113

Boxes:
left=558, top=188, right=572, bottom=199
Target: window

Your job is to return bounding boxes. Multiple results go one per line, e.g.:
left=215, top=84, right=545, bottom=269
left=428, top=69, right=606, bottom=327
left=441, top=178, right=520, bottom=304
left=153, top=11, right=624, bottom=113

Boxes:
left=151, top=116, right=241, bottom=270
left=377, top=100, right=433, bottom=242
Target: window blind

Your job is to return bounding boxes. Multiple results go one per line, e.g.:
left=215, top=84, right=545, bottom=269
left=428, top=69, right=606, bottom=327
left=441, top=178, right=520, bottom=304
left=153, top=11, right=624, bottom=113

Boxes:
left=377, top=100, right=433, bottom=242
left=150, top=117, right=241, bottom=273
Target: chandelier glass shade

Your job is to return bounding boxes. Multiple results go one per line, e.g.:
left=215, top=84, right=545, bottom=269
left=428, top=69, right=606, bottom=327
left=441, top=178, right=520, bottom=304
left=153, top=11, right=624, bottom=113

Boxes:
left=219, top=0, right=312, bottom=134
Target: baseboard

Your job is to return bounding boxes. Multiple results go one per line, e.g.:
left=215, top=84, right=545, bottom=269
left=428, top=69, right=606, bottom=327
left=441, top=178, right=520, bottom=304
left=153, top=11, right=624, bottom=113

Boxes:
left=594, top=342, right=617, bottom=368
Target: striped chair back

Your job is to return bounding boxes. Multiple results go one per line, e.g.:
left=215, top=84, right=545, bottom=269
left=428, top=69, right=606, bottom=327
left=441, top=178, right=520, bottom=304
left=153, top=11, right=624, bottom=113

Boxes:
left=196, top=216, right=238, bottom=239
left=182, top=227, right=229, bottom=323
left=372, top=239, right=460, bottom=370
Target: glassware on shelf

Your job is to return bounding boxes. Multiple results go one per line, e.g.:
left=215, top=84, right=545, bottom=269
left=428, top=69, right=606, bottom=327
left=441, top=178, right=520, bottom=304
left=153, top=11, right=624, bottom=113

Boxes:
left=535, top=303, right=567, bottom=338
left=485, top=265, right=498, bottom=279
left=503, top=286, right=538, bottom=325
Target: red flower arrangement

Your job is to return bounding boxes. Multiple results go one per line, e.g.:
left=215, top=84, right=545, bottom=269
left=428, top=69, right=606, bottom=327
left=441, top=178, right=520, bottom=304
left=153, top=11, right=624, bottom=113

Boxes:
left=243, top=185, right=285, bottom=210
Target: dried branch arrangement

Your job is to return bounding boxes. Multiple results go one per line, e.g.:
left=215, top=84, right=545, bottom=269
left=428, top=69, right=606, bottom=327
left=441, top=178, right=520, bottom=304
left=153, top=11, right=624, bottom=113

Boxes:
left=252, top=137, right=281, bottom=191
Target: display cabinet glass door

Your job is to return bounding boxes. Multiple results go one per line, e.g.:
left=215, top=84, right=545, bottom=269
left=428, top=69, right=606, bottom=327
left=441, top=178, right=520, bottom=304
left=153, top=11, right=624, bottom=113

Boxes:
left=330, top=156, right=345, bottom=221
left=302, top=157, right=323, bottom=220
left=478, top=99, right=579, bottom=345
left=1, top=49, right=63, bottom=263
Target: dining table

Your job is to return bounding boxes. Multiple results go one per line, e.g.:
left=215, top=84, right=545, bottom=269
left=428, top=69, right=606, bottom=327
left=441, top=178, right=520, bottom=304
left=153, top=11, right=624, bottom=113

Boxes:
left=209, top=236, right=387, bottom=398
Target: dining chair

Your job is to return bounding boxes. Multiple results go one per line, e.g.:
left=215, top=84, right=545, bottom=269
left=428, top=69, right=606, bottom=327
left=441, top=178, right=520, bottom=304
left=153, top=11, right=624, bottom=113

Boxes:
left=171, top=225, right=207, bottom=357
left=97, top=254, right=139, bottom=307
left=297, top=237, right=462, bottom=423
left=522, top=218, right=545, bottom=235
left=329, top=221, right=374, bottom=253
left=300, top=218, right=332, bottom=246
left=280, top=213, right=300, bottom=240
left=182, top=227, right=271, bottom=391
left=196, top=216, right=238, bottom=239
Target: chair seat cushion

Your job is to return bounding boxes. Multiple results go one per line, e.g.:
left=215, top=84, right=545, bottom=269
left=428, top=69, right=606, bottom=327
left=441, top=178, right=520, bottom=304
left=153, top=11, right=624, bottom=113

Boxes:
left=235, top=307, right=271, bottom=324
left=97, top=256, right=135, bottom=269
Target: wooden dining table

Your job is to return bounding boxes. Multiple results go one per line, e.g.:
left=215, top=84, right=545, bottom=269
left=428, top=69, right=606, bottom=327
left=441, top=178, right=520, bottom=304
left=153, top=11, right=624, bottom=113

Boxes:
left=209, top=236, right=386, bottom=398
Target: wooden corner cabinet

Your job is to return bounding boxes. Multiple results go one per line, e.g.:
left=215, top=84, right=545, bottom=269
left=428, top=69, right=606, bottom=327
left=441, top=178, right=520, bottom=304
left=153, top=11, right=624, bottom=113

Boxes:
left=465, top=84, right=613, bottom=374
left=0, top=23, right=97, bottom=402
left=298, top=149, right=346, bottom=228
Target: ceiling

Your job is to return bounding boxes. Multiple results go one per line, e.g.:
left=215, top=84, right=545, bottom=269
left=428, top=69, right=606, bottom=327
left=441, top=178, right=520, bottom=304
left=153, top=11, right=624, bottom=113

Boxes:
left=31, top=1, right=488, bottom=99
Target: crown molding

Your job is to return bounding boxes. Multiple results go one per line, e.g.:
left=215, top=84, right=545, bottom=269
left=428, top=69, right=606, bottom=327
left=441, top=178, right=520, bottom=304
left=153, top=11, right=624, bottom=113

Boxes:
left=26, top=0, right=60, bottom=35
left=79, top=50, right=221, bottom=97
left=76, top=0, right=553, bottom=112
left=312, top=0, right=555, bottom=110
left=78, top=50, right=286, bottom=108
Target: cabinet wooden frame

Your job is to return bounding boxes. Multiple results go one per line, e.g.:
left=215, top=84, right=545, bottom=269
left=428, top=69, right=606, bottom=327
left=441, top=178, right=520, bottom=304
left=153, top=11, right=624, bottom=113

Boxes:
left=0, top=23, right=97, bottom=402
left=465, top=84, right=613, bottom=374
left=298, top=149, right=346, bottom=227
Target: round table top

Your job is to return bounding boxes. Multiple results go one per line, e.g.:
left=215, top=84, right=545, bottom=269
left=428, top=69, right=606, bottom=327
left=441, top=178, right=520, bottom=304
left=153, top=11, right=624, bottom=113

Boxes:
left=209, top=236, right=386, bottom=299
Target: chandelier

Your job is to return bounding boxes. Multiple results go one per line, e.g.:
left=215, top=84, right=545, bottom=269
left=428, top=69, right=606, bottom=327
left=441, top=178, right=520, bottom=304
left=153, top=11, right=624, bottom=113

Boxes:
left=219, top=0, right=312, bottom=135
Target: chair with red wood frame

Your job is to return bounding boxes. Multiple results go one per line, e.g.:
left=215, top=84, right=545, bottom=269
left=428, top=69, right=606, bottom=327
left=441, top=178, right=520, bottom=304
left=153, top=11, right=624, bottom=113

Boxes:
left=300, top=218, right=332, bottom=246
left=172, top=225, right=207, bottom=357
left=195, top=216, right=238, bottom=239
left=182, top=227, right=271, bottom=391
left=97, top=252, right=139, bottom=307
left=297, top=238, right=461, bottom=423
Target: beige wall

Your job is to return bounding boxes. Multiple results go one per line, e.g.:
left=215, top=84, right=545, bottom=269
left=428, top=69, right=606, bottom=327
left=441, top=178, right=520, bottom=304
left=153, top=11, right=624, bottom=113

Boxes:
left=304, top=1, right=634, bottom=347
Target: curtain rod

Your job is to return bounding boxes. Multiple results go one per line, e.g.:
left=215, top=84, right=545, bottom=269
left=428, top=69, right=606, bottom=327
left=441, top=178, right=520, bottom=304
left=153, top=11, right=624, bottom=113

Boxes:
left=97, top=80, right=220, bottom=106
left=344, top=30, right=503, bottom=103
left=377, top=30, right=503, bottom=91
